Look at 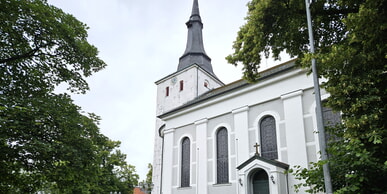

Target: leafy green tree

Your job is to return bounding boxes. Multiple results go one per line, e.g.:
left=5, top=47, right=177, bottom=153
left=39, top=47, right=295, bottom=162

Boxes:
left=145, top=163, right=153, bottom=189
left=0, top=0, right=139, bottom=193
left=90, top=141, right=139, bottom=194
left=0, top=92, right=117, bottom=193
left=227, top=0, right=387, bottom=193
left=139, top=163, right=153, bottom=193
left=116, top=164, right=140, bottom=194
left=0, top=0, right=106, bottom=94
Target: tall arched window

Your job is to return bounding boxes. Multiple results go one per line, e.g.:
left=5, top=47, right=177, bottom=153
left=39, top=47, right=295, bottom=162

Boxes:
left=260, top=116, right=278, bottom=160
left=181, top=137, right=190, bottom=187
left=216, top=127, right=229, bottom=184
left=322, top=105, right=342, bottom=143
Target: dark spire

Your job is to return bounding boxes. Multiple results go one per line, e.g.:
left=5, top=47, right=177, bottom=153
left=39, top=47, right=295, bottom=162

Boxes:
left=177, top=0, right=214, bottom=75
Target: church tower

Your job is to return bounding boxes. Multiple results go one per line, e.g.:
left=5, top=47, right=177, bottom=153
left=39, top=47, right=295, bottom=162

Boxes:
left=152, top=1, right=223, bottom=193
left=177, top=0, right=214, bottom=75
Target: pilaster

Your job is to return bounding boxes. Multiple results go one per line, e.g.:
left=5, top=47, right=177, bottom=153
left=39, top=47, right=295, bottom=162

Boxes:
left=281, top=90, right=308, bottom=193
left=232, top=106, right=250, bottom=165
left=281, top=90, right=308, bottom=167
left=194, top=118, right=208, bottom=194
left=161, top=128, right=175, bottom=194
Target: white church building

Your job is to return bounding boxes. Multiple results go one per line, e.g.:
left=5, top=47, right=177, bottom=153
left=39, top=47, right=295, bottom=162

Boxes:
left=152, top=1, right=336, bottom=194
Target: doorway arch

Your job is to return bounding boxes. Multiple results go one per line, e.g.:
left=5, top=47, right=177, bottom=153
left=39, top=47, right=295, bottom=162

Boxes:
left=250, top=168, right=270, bottom=194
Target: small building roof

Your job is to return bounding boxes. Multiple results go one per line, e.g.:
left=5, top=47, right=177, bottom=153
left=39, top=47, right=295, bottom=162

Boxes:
left=133, top=187, right=147, bottom=194
left=237, top=154, right=289, bottom=170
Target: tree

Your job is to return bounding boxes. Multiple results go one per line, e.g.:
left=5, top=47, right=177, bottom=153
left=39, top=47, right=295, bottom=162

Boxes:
left=0, top=0, right=139, bottom=193
left=145, top=163, right=153, bottom=189
left=116, top=164, right=140, bottom=194
left=90, top=142, right=139, bottom=194
left=227, top=0, right=387, bottom=193
left=139, top=163, right=153, bottom=193
left=0, top=0, right=106, bottom=94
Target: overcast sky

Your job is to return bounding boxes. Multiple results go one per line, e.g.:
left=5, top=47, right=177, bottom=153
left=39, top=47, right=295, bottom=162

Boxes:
left=47, top=0, right=289, bottom=180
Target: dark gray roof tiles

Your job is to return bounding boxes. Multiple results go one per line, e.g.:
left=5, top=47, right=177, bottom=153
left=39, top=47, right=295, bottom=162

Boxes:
left=177, top=0, right=215, bottom=76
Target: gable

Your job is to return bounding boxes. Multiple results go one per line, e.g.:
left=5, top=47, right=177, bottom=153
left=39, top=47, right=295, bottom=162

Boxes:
left=237, top=154, right=289, bottom=171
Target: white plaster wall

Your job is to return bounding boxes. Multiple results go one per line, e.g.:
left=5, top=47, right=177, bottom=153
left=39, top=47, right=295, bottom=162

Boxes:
left=153, top=65, right=223, bottom=194
left=161, top=69, right=311, bottom=129
left=195, top=119, right=208, bottom=194
left=157, top=65, right=329, bottom=194
left=155, top=66, right=223, bottom=116
left=208, top=183, right=236, bottom=194
left=159, top=67, right=319, bottom=194
left=197, top=69, right=223, bottom=95
left=151, top=119, right=164, bottom=194
left=161, top=128, right=175, bottom=194
left=281, top=90, right=308, bottom=167
left=233, top=106, right=250, bottom=165
left=155, top=67, right=198, bottom=115
left=281, top=90, right=309, bottom=194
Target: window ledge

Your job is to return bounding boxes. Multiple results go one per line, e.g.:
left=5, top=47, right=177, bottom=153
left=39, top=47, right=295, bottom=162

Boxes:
left=212, top=183, right=232, bottom=187
left=177, top=186, right=192, bottom=190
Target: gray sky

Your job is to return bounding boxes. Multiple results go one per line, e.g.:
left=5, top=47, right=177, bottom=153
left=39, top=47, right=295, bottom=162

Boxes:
left=47, top=0, right=286, bottom=180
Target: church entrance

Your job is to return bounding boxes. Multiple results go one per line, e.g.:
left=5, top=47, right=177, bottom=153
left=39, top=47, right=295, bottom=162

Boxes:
left=251, top=169, right=269, bottom=194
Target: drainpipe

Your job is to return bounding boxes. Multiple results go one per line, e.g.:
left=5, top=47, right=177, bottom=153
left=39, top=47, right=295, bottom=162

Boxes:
left=196, top=147, right=199, bottom=194
left=159, top=126, right=165, bottom=194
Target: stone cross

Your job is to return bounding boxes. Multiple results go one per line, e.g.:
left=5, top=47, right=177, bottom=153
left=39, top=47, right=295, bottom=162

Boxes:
left=254, top=143, right=260, bottom=156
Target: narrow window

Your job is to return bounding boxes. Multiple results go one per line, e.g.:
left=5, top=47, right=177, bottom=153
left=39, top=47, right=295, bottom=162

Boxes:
left=181, top=137, right=190, bottom=187
left=260, top=116, right=278, bottom=160
left=165, top=87, right=169, bottom=96
left=216, top=127, right=229, bottom=184
left=180, top=80, right=184, bottom=91
left=322, top=106, right=341, bottom=128
left=322, top=105, right=342, bottom=143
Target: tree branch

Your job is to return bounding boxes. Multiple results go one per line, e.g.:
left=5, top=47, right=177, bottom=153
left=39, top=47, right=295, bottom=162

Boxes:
left=0, top=47, right=41, bottom=64
left=0, top=41, right=55, bottom=64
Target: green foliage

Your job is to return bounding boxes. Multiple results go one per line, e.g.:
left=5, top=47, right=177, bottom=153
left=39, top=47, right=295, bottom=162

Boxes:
left=0, top=0, right=106, bottom=94
left=89, top=143, right=139, bottom=194
left=146, top=163, right=153, bottom=187
left=288, top=161, right=326, bottom=193
left=229, top=0, right=387, bottom=193
left=139, top=163, right=153, bottom=193
left=0, top=0, right=139, bottom=193
left=0, top=92, right=141, bottom=193
left=227, top=0, right=356, bottom=82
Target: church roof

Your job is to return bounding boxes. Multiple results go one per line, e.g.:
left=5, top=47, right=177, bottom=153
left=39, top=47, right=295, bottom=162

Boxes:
left=177, top=0, right=215, bottom=76
left=158, top=59, right=298, bottom=119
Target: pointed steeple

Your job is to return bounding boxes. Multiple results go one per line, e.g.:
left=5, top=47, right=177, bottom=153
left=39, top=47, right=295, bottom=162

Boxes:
left=177, top=0, right=215, bottom=75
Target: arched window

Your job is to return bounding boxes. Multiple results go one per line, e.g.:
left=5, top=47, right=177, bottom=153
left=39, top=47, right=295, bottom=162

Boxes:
left=260, top=116, right=278, bottom=160
left=181, top=137, right=190, bottom=187
left=322, top=105, right=342, bottom=143
left=216, top=127, right=229, bottom=184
